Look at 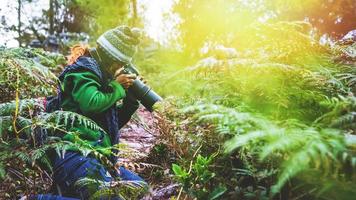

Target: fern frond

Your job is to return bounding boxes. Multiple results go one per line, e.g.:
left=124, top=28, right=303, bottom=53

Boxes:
left=75, top=177, right=147, bottom=200
left=184, top=102, right=353, bottom=195
left=36, top=111, right=105, bottom=133
left=316, top=95, right=356, bottom=131
left=259, top=132, right=303, bottom=160
left=0, top=98, right=44, bottom=117
left=15, top=151, right=31, bottom=164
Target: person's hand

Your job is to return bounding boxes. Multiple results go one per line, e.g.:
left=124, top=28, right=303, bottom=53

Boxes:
left=138, top=75, right=147, bottom=84
left=114, top=68, right=137, bottom=89
left=114, top=161, right=121, bottom=173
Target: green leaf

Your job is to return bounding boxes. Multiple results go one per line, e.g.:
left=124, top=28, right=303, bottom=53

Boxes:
left=172, top=164, right=188, bottom=180
left=208, top=185, right=227, bottom=200
left=0, top=163, right=6, bottom=180
left=172, top=164, right=183, bottom=176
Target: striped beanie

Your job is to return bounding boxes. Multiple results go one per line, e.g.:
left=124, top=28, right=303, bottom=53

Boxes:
left=97, top=25, right=141, bottom=64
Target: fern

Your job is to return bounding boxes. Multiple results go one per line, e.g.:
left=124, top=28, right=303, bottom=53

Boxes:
left=338, top=73, right=356, bottom=88
left=0, top=98, right=44, bottom=117
left=316, top=95, right=356, bottom=131
left=36, top=111, right=105, bottom=133
left=75, top=177, right=147, bottom=200
left=183, top=103, right=355, bottom=196
left=183, top=103, right=271, bottom=137
left=0, top=47, right=64, bottom=103
left=0, top=99, right=116, bottom=189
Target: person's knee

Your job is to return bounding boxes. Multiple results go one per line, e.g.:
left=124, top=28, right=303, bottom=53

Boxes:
left=26, top=194, right=80, bottom=200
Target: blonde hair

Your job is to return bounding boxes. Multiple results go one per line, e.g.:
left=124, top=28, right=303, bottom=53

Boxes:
left=67, top=44, right=90, bottom=65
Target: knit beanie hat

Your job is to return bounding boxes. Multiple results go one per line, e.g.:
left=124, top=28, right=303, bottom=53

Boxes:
left=97, top=25, right=141, bottom=64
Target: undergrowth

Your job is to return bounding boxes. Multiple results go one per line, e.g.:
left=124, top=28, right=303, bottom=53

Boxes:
left=138, top=21, right=356, bottom=200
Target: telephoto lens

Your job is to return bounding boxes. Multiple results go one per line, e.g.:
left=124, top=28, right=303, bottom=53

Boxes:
left=128, top=79, right=162, bottom=112
left=123, top=63, right=163, bottom=112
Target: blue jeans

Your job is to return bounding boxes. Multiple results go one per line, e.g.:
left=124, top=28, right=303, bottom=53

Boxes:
left=30, top=151, right=146, bottom=200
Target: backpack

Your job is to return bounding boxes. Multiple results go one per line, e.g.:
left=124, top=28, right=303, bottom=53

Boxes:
left=43, top=56, right=120, bottom=155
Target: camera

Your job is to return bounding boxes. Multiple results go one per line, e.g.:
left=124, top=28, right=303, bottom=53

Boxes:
left=121, top=63, right=162, bottom=112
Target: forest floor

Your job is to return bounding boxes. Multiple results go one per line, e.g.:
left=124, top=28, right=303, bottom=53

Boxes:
left=119, top=107, right=179, bottom=200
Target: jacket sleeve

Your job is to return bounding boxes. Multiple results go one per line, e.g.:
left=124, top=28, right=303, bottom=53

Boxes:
left=117, top=92, right=140, bottom=129
left=63, top=71, right=126, bottom=114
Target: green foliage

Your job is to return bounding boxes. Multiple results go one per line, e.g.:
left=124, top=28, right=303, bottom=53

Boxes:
left=0, top=98, right=44, bottom=117
left=0, top=0, right=355, bottom=198
left=183, top=102, right=356, bottom=198
left=173, top=0, right=356, bottom=56
left=172, top=154, right=227, bottom=200
left=316, top=95, right=356, bottom=131
left=0, top=47, right=65, bottom=103
left=153, top=21, right=354, bottom=124
left=136, top=12, right=356, bottom=198
left=0, top=98, right=106, bottom=137
left=0, top=46, right=143, bottom=199
left=226, top=126, right=349, bottom=193
left=174, top=0, right=258, bottom=54
left=77, top=0, right=131, bottom=38
left=75, top=177, right=147, bottom=200
left=0, top=97, right=124, bottom=198
left=208, top=186, right=228, bottom=200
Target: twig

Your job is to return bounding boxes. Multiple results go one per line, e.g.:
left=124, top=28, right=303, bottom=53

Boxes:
left=188, top=144, right=202, bottom=174
left=10, top=61, right=20, bottom=140
left=177, top=144, right=202, bottom=200
left=176, top=187, right=184, bottom=200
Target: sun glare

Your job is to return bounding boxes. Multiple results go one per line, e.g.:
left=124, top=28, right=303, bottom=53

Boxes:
left=139, top=0, right=179, bottom=46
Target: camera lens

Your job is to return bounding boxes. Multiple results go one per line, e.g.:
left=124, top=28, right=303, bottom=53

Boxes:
left=128, top=79, right=162, bottom=112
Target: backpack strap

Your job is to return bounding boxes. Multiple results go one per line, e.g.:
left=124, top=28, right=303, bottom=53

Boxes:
left=46, top=56, right=105, bottom=113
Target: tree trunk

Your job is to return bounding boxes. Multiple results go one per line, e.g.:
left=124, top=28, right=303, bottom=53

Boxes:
left=131, top=0, right=137, bottom=26
left=17, top=0, right=21, bottom=47
left=49, top=0, right=54, bottom=35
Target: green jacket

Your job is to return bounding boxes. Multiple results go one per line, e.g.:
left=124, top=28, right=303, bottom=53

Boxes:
left=60, top=71, right=126, bottom=156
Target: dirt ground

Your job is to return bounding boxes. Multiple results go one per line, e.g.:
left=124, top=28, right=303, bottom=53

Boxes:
left=119, top=107, right=179, bottom=200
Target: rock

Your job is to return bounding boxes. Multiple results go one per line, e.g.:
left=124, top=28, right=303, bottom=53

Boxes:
left=120, top=107, right=159, bottom=160
left=334, top=30, right=356, bottom=63
left=338, top=30, right=356, bottom=45
left=140, top=184, right=179, bottom=200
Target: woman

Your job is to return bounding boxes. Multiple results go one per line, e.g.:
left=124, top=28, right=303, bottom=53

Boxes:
left=31, top=25, right=146, bottom=200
